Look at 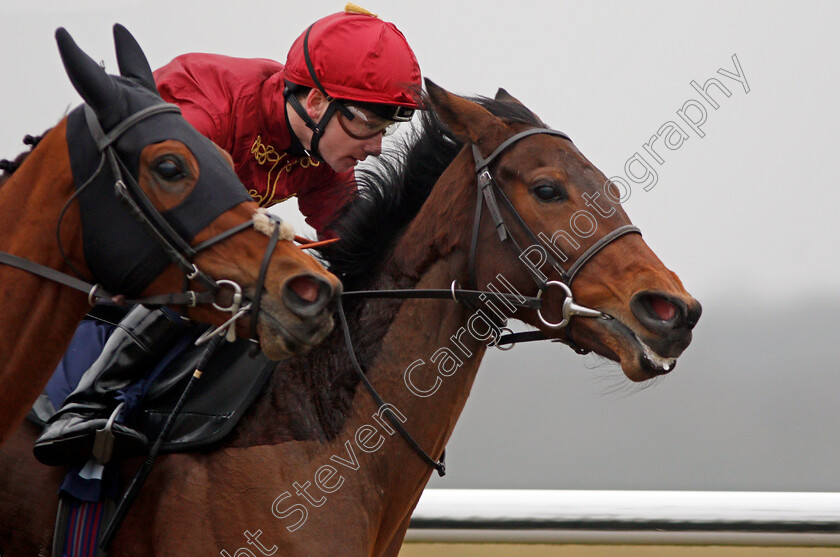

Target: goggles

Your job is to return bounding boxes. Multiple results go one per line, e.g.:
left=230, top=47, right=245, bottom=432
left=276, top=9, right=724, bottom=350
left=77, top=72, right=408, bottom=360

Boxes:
left=336, top=103, right=402, bottom=140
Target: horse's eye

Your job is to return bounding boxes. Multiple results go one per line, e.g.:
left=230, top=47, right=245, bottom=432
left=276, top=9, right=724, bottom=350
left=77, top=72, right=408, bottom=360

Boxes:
left=532, top=183, right=565, bottom=202
left=155, top=157, right=186, bottom=181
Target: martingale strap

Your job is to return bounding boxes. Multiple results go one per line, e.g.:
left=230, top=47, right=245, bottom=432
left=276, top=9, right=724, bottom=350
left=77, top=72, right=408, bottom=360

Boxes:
left=337, top=299, right=446, bottom=476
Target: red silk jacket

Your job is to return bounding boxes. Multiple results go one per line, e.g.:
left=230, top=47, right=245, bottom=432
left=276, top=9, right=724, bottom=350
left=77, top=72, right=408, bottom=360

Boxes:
left=154, top=53, right=356, bottom=235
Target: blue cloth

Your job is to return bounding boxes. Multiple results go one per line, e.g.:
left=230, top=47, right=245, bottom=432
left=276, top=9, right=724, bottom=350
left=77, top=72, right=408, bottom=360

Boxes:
left=55, top=314, right=199, bottom=504
left=119, top=328, right=199, bottom=422
left=45, top=319, right=115, bottom=409
left=60, top=461, right=120, bottom=503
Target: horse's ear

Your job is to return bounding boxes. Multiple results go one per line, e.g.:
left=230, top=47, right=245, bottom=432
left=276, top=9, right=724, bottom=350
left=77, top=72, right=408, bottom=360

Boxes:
left=425, top=78, right=506, bottom=148
left=495, top=87, right=547, bottom=127
left=113, top=24, right=157, bottom=93
left=495, top=87, right=524, bottom=105
left=56, top=27, right=122, bottom=123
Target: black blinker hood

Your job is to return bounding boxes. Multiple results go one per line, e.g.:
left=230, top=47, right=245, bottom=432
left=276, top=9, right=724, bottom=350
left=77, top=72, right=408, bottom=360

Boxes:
left=66, top=79, right=252, bottom=296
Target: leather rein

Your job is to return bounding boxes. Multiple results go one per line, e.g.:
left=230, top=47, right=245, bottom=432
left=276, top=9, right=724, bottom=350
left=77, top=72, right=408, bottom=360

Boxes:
left=338, top=127, right=642, bottom=476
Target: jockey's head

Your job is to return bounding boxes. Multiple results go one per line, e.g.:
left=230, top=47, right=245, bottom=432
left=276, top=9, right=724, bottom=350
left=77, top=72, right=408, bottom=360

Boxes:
left=284, top=4, right=422, bottom=172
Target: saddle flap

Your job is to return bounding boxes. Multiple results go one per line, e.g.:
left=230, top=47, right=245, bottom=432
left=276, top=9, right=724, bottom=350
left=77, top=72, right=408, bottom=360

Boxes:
left=133, top=338, right=275, bottom=451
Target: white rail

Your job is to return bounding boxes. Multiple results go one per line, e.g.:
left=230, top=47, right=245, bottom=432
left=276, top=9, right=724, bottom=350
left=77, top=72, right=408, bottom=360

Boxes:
left=405, top=490, right=840, bottom=546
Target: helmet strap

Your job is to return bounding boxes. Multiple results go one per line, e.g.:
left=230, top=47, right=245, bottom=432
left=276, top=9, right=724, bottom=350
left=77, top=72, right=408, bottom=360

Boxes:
left=301, top=23, right=355, bottom=121
left=284, top=23, right=357, bottom=162
left=284, top=87, right=340, bottom=162
left=308, top=102, right=340, bottom=161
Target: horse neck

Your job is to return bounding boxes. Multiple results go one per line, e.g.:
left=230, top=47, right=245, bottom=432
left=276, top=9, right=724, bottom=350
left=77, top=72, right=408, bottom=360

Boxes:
left=235, top=147, right=483, bottom=445
left=222, top=148, right=491, bottom=549
left=335, top=150, right=494, bottom=545
left=0, top=118, right=90, bottom=441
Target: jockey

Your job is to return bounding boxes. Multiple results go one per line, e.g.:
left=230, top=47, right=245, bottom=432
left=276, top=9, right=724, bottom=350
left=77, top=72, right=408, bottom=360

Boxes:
left=33, top=4, right=422, bottom=466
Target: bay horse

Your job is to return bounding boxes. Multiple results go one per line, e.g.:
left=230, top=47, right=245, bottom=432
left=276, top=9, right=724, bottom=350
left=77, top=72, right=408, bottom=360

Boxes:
left=0, top=80, right=700, bottom=555
left=0, top=26, right=340, bottom=448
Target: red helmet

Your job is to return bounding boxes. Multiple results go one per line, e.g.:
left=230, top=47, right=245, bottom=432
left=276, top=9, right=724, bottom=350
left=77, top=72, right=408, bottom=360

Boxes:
left=284, top=6, right=422, bottom=121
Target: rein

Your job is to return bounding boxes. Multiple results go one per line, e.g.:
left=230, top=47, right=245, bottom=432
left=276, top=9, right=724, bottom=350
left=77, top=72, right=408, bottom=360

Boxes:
left=337, top=127, right=642, bottom=475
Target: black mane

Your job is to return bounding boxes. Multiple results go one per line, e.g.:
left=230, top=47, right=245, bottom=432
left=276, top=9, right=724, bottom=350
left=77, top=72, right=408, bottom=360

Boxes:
left=321, top=95, right=546, bottom=289
left=0, top=133, right=47, bottom=187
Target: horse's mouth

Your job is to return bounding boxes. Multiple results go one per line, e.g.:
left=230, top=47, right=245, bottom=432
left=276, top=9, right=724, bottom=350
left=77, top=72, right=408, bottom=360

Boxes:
left=637, top=336, right=677, bottom=375
left=593, top=314, right=679, bottom=380
left=255, top=299, right=335, bottom=360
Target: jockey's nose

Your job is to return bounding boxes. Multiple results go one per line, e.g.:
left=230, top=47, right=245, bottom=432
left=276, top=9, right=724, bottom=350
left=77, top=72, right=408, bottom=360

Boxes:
left=364, top=135, right=383, bottom=157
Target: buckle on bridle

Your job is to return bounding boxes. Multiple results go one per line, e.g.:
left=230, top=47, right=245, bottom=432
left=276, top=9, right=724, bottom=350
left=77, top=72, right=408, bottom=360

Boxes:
left=193, top=279, right=250, bottom=344
left=186, top=264, right=201, bottom=281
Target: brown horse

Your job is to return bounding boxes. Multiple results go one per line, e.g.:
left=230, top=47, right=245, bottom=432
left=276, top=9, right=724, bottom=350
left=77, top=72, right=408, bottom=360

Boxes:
left=0, top=81, right=700, bottom=555
left=0, top=26, right=340, bottom=448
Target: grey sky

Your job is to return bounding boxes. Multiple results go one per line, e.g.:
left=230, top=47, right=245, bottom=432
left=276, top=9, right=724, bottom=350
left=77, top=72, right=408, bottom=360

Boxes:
left=2, top=1, right=838, bottom=302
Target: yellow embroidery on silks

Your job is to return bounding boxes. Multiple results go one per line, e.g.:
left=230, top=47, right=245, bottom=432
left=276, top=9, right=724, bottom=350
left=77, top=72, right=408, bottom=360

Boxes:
left=249, top=135, right=321, bottom=205
left=263, top=192, right=298, bottom=209
left=250, top=135, right=280, bottom=205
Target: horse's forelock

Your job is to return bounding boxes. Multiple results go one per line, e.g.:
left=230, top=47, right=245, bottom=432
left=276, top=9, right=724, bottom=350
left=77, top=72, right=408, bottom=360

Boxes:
left=321, top=106, right=461, bottom=287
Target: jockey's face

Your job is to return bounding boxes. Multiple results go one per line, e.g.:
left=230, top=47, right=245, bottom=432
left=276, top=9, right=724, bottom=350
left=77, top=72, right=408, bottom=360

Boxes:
left=300, top=90, right=384, bottom=173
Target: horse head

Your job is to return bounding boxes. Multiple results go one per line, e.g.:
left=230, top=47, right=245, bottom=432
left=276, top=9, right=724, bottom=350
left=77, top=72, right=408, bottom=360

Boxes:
left=54, top=25, right=341, bottom=359
left=424, top=80, right=701, bottom=381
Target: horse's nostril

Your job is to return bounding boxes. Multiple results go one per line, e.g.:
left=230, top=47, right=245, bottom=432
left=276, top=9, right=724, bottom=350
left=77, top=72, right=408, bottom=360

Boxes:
left=649, top=296, right=678, bottom=321
left=282, top=274, right=334, bottom=318
left=630, top=291, right=689, bottom=334
left=288, top=275, right=321, bottom=303
left=685, top=300, right=703, bottom=329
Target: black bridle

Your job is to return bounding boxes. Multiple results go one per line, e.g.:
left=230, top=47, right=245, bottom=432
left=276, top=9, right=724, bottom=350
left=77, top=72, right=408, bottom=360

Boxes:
left=468, top=128, right=641, bottom=328
left=339, top=127, right=642, bottom=476
left=0, top=101, right=280, bottom=331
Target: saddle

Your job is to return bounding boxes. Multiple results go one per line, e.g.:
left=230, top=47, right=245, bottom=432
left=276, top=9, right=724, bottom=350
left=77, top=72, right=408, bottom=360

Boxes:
left=30, top=337, right=275, bottom=453
left=30, top=335, right=276, bottom=557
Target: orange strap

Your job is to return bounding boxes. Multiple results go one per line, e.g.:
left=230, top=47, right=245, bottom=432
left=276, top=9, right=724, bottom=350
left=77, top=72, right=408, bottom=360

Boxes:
left=295, top=235, right=340, bottom=250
